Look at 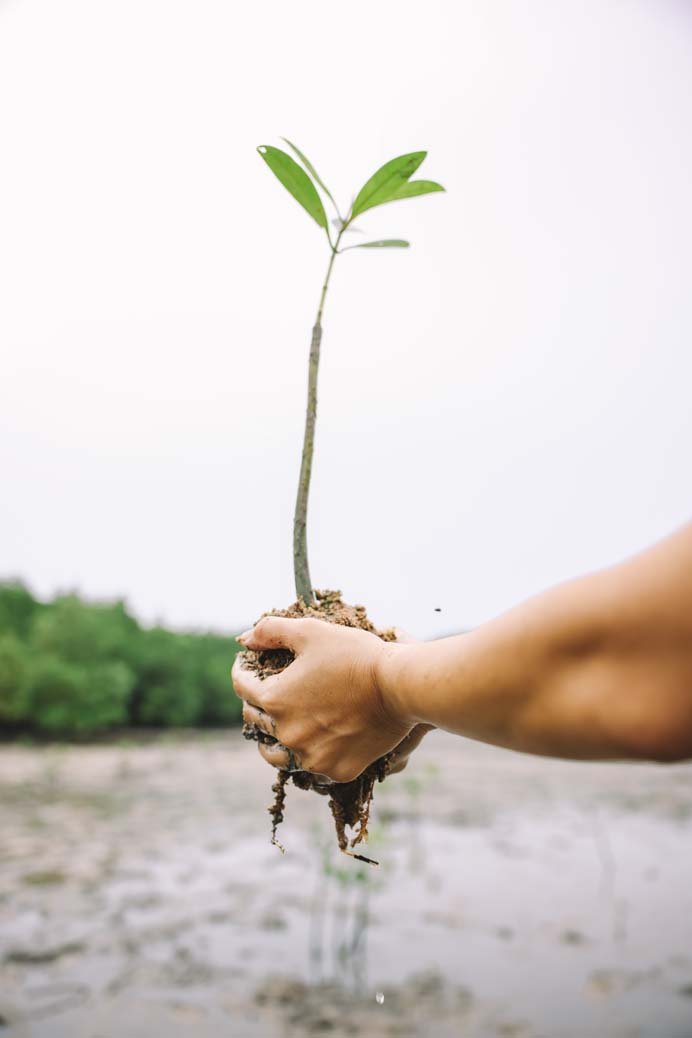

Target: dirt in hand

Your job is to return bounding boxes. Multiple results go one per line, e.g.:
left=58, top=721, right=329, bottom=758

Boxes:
left=240, top=590, right=396, bottom=865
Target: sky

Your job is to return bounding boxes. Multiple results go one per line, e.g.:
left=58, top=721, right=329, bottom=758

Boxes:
left=1, top=0, right=691, bottom=639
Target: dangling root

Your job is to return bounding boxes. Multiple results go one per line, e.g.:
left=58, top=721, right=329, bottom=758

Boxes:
left=325, top=754, right=390, bottom=867
left=268, top=770, right=289, bottom=853
left=262, top=741, right=391, bottom=863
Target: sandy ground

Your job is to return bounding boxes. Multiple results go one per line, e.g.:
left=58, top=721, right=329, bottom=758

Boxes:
left=1, top=731, right=692, bottom=1038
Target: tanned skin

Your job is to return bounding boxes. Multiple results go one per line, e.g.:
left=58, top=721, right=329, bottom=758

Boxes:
left=232, top=524, right=692, bottom=783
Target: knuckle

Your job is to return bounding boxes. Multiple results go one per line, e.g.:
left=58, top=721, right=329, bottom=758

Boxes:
left=254, top=617, right=272, bottom=638
left=258, top=744, right=279, bottom=766
left=270, top=745, right=288, bottom=765
left=275, top=723, right=299, bottom=750
left=261, top=687, right=281, bottom=715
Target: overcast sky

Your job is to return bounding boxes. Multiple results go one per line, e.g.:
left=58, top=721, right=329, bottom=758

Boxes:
left=1, top=0, right=691, bottom=639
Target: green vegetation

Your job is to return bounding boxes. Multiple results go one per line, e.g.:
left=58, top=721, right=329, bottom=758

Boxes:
left=0, top=581, right=241, bottom=736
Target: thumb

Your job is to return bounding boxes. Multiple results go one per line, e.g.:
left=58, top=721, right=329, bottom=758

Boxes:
left=237, top=615, right=310, bottom=652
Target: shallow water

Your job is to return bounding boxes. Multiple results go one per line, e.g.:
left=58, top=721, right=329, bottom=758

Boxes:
left=1, top=733, right=692, bottom=1036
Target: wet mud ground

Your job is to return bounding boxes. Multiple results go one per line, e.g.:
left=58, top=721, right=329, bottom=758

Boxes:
left=1, top=732, right=692, bottom=1037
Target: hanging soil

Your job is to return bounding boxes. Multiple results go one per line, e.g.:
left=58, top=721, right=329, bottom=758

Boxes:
left=240, top=589, right=397, bottom=865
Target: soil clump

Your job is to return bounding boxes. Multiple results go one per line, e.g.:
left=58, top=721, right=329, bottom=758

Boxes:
left=241, top=590, right=396, bottom=863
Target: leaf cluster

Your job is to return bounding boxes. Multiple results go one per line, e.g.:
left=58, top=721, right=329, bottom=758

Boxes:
left=257, top=138, right=444, bottom=250
left=0, top=581, right=243, bottom=736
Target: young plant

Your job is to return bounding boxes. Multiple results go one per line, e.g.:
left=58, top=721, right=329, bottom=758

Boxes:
left=245, top=139, right=444, bottom=860
left=257, top=139, right=444, bottom=603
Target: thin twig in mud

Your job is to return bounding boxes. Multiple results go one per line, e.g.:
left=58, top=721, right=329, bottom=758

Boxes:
left=343, top=850, right=379, bottom=866
left=308, top=853, right=329, bottom=983
left=349, top=878, right=370, bottom=990
left=589, top=808, right=627, bottom=945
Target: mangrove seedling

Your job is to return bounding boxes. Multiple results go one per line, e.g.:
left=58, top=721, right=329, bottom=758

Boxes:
left=242, top=139, right=445, bottom=861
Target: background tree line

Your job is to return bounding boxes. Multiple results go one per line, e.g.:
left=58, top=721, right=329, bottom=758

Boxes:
left=0, top=581, right=242, bottom=735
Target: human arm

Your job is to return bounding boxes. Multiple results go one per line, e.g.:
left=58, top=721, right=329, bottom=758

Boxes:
left=232, top=524, right=692, bottom=780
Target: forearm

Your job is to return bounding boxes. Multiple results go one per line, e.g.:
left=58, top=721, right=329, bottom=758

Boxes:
left=381, top=573, right=612, bottom=758
left=380, top=528, right=692, bottom=762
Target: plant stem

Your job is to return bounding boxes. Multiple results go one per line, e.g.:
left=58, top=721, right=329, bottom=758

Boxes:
left=293, top=228, right=344, bottom=603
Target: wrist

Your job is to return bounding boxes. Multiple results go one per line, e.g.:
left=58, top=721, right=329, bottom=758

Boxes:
left=376, top=642, right=426, bottom=728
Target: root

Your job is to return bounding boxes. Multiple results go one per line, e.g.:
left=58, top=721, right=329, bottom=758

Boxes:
left=268, top=770, right=289, bottom=853
left=243, top=591, right=396, bottom=860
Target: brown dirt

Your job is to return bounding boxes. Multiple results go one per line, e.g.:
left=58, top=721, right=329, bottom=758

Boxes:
left=240, top=590, right=397, bottom=864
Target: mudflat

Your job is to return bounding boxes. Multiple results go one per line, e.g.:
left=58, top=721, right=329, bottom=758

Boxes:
left=2, top=731, right=692, bottom=1037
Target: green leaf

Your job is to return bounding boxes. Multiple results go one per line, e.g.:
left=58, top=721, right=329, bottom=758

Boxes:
left=281, top=137, right=338, bottom=210
left=345, top=239, right=410, bottom=250
left=388, top=179, right=445, bottom=202
left=351, top=152, right=427, bottom=218
left=257, top=145, right=327, bottom=229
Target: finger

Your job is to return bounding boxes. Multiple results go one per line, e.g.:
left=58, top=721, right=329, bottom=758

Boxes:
left=242, top=701, right=277, bottom=738
left=231, top=655, right=280, bottom=707
left=388, top=723, right=435, bottom=767
left=258, top=740, right=292, bottom=770
left=236, top=616, right=312, bottom=653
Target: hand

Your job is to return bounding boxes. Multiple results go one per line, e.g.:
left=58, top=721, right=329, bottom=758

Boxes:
left=231, top=616, right=416, bottom=784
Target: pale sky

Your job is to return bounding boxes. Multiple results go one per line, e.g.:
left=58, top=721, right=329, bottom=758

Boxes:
left=1, top=0, right=691, bottom=639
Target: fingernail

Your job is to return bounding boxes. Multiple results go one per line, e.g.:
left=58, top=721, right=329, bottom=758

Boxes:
left=236, top=629, right=252, bottom=645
